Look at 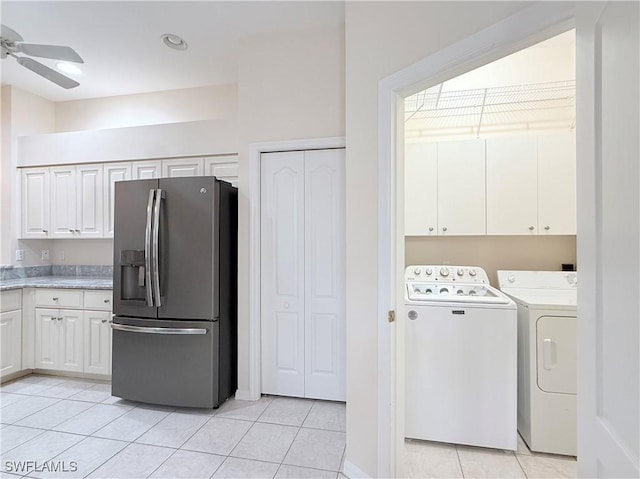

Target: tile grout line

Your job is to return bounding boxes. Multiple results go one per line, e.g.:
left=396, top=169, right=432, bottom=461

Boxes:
left=454, top=445, right=466, bottom=479
left=274, top=398, right=320, bottom=475
left=514, top=453, right=529, bottom=479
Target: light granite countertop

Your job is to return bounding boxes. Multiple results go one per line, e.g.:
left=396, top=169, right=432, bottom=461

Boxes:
left=0, top=276, right=113, bottom=291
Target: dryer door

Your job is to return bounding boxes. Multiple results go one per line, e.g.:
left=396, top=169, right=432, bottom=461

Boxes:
left=536, top=315, right=577, bottom=394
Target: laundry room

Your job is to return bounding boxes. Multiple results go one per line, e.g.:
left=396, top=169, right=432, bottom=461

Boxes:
left=402, top=29, right=579, bottom=476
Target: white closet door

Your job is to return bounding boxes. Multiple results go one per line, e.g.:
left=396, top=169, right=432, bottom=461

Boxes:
left=304, top=149, right=346, bottom=401
left=261, top=151, right=306, bottom=397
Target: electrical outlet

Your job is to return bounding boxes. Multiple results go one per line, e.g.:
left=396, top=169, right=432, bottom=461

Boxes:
left=41, top=249, right=50, bottom=260
left=15, top=249, right=24, bottom=261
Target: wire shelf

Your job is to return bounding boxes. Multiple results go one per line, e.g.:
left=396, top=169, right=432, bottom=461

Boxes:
left=405, top=80, right=575, bottom=137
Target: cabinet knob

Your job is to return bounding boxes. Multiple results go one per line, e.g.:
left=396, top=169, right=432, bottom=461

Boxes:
left=442, top=227, right=448, bottom=232
left=428, top=227, right=434, bottom=232
left=104, top=299, right=110, bottom=303
left=57, top=317, right=63, bottom=321
left=42, top=229, right=48, bottom=233
left=68, top=228, right=75, bottom=233
left=544, top=226, right=550, bottom=231
left=529, top=226, right=535, bottom=231
left=101, top=319, right=107, bottom=323
left=74, top=229, right=80, bottom=233
left=52, top=297, right=59, bottom=301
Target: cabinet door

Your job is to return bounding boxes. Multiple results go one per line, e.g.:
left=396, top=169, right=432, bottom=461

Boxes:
left=59, top=309, right=83, bottom=372
left=204, top=156, right=238, bottom=187
left=161, top=158, right=204, bottom=178
left=486, top=136, right=538, bottom=235
left=21, top=168, right=50, bottom=238
left=437, top=140, right=486, bottom=235
left=260, top=151, right=306, bottom=397
left=35, top=308, right=59, bottom=369
left=76, top=165, right=104, bottom=238
left=50, top=166, right=77, bottom=238
left=304, top=149, right=346, bottom=401
left=132, top=160, right=161, bottom=179
left=104, top=163, right=132, bottom=238
left=0, top=310, right=22, bottom=378
left=405, top=143, right=438, bottom=235
left=538, top=133, right=576, bottom=235
left=83, top=310, right=111, bottom=375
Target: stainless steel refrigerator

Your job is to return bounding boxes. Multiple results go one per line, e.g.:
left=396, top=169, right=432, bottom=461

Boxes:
left=111, top=176, right=237, bottom=408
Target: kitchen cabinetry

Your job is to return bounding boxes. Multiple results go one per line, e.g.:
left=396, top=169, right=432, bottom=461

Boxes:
left=205, top=156, right=239, bottom=186
left=405, top=143, right=438, bottom=235
left=33, top=289, right=111, bottom=376
left=104, top=163, right=132, bottom=238
left=21, top=168, right=50, bottom=238
left=162, top=158, right=204, bottom=177
left=132, top=160, right=161, bottom=179
left=261, top=148, right=345, bottom=401
left=0, top=290, right=22, bottom=379
left=49, top=164, right=104, bottom=238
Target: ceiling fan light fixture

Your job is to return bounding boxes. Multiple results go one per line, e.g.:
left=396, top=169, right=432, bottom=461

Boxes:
left=57, top=62, right=82, bottom=75
left=161, top=33, right=188, bottom=51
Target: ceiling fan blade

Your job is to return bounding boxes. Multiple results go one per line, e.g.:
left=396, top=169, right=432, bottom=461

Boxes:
left=1, top=24, right=23, bottom=43
left=17, top=57, right=80, bottom=89
left=15, top=42, right=83, bottom=63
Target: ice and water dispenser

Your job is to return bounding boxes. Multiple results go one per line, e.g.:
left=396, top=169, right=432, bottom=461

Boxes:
left=119, top=249, right=147, bottom=301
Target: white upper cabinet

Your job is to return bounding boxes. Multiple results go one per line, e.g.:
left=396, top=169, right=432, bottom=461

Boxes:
left=204, top=155, right=238, bottom=186
left=486, top=136, right=538, bottom=235
left=49, top=165, right=103, bottom=238
left=50, top=167, right=77, bottom=238
left=161, top=158, right=204, bottom=178
left=437, top=140, right=486, bottom=235
left=405, top=143, right=438, bottom=235
left=132, top=160, right=161, bottom=179
left=104, top=163, right=132, bottom=238
left=21, top=168, right=50, bottom=238
left=537, top=132, right=576, bottom=235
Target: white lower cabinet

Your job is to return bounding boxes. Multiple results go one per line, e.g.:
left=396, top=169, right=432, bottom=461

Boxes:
left=0, top=310, right=22, bottom=378
left=83, top=310, right=111, bottom=375
left=35, top=308, right=83, bottom=372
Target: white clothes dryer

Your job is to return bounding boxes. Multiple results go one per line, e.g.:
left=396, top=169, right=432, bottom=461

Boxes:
left=498, top=270, right=577, bottom=456
left=405, top=265, right=518, bottom=451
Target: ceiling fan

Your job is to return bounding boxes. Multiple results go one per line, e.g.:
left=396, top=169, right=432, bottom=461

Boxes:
left=1, top=24, right=84, bottom=89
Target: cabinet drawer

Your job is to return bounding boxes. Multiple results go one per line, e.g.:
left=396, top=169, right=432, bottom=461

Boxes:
left=35, top=289, right=83, bottom=309
left=84, top=290, right=113, bottom=311
left=0, top=289, right=22, bottom=312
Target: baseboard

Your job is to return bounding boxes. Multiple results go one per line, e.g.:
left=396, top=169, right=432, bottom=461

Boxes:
left=0, top=369, right=33, bottom=385
left=234, top=389, right=260, bottom=401
left=342, top=459, right=372, bottom=479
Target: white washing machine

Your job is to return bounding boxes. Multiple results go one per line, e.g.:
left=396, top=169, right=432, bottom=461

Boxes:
left=405, top=265, right=518, bottom=451
left=497, top=270, right=577, bottom=456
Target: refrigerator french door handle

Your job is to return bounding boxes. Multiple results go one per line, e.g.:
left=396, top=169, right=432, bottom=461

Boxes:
left=111, top=323, right=207, bottom=335
left=145, top=189, right=155, bottom=307
left=152, top=188, right=164, bottom=307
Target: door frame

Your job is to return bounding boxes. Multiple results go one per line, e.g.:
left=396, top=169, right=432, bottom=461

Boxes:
left=245, top=136, right=346, bottom=401
left=376, top=3, right=577, bottom=476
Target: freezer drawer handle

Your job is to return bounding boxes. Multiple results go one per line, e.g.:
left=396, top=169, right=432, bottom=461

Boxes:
left=111, top=323, right=208, bottom=335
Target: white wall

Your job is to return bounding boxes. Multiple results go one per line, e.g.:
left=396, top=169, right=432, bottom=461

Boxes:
left=55, top=84, right=237, bottom=131
left=1, top=86, right=55, bottom=267
left=235, top=24, right=345, bottom=397
left=344, top=2, right=532, bottom=475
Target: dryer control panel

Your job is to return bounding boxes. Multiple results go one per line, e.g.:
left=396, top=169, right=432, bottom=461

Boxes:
left=405, top=265, right=489, bottom=284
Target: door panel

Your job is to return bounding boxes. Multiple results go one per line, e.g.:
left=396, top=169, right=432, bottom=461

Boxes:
left=50, top=167, right=76, bottom=238
left=261, top=151, right=305, bottom=397
left=104, top=163, right=132, bottom=238
left=77, top=165, right=104, bottom=237
left=536, top=315, right=576, bottom=394
left=21, top=169, right=49, bottom=238
left=35, top=309, right=58, bottom=369
left=132, top=161, right=161, bottom=180
left=59, top=310, right=83, bottom=372
left=113, top=179, right=158, bottom=319
left=577, top=2, right=639, bottom=475
left=0, top=311, right=22, bottom=377
left=84, top=310, right=111, bottom=375
left=161, top=158, right=204, bottom=178
left=404, top=143, right=438, bottom=235
left=158, top=177, right=217, bottom=320
left=304, top=149, right=346, bottom=401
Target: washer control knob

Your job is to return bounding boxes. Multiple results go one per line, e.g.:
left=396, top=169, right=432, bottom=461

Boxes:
left=469, top=269, right=477, bottom=277
left=440, top=287, right=449, bottom=294
left=413, top=268, right=421, bottom=276
left=457, top=268, right=464, bottom=277
left=425, top=268, right=433, bottom=275
left=440, top=267, right=450, bottom=277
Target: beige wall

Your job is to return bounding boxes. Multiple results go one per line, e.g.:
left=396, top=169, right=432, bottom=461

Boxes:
left=55, top=84, right=237, bottom=132
left=1, top=86, right=55, bottom=267
left=405, top=235, right=577, bottom=287
left=235, top=24, right=345, bottom=395
left=344, top=2, right=531, bottom=475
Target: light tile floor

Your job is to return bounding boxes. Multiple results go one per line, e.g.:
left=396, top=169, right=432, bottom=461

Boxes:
left=0, top=375, right=345, bottom=479
left=1, top=375, right=577, bottom=479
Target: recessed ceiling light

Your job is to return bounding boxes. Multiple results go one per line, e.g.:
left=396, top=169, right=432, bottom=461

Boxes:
left=57, top=62, right=83, bottom=75
left=161, top=33, right=188, bottom=51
